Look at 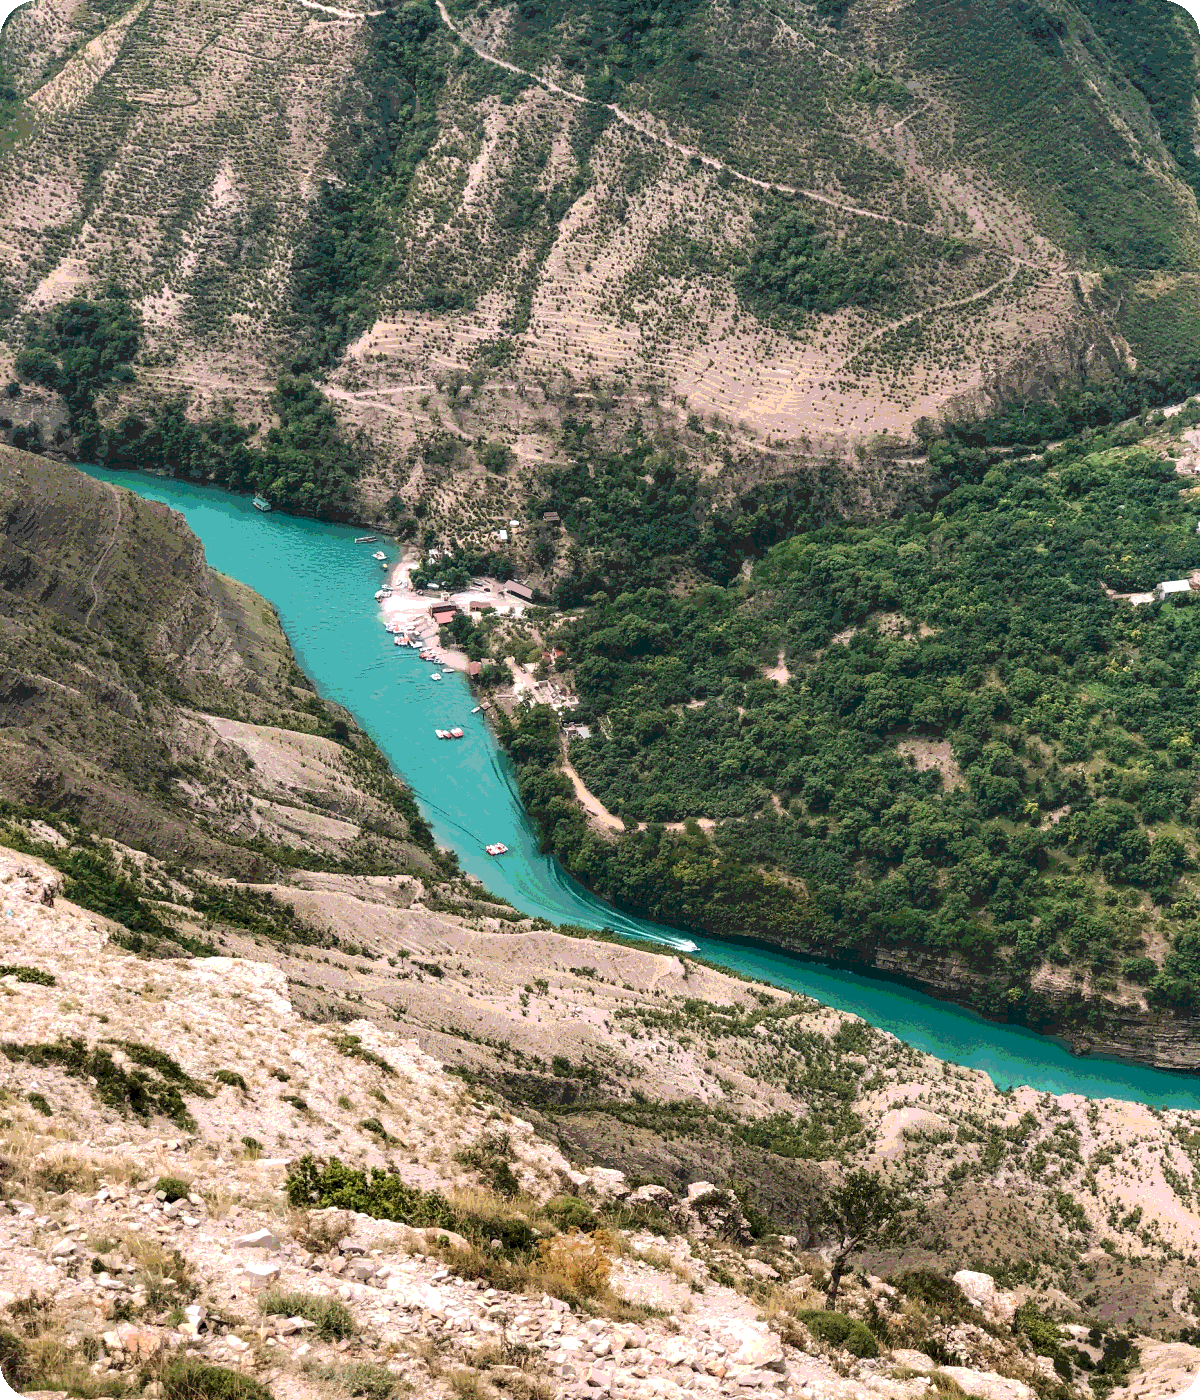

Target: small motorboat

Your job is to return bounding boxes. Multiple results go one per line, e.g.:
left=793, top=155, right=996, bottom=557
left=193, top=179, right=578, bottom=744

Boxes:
left=355, top=535, right=378, bottom=543
left=430, top=672, right=442, bottom=681
left=485, top=843, right=509, bottom=856
left=450, top=727, right=464, bottom=739
left=435, top=728, right=448, bottom=739
left=471, top=705, right=481, bottom=713
left=253, top=495, right=271, bottom=512
left=375, top=590, right=387, bottom=601
left=394, top=636, right=404, bottom=646
left=373, top=551, right=387, bottom=560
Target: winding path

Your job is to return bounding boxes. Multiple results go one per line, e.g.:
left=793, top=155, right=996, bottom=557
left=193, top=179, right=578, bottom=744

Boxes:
left=84, top=483, right=122, bottom=629
left=432, top=0, right=1063, bottom=272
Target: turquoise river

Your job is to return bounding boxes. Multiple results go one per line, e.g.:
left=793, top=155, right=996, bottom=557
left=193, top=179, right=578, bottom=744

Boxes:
left=78, top=465, right=1200, bottom=1107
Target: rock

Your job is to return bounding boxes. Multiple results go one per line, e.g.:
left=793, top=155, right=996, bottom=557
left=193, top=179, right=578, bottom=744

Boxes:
left=730, top=1329, right=784, bottom=1372
left=243, top=1261, right=281, bottom=1289
left=627, top=1184, right=674, bottom=1208
left=49, top=1238, right=78, bottom=1259
left=953, top=1271, right=1017, bottom=1326
left=674, top=1183, right=752, bottom=1244
left=938, top=1369, right=1036, bottom=1400
left=892, top=1349, right=937, bottom=1372
left=234, top=1229, right=280, bottom=1251
left=339, top=1238, right=367, bottom=1256
left=115, top=1323, right=159, bottom=1358
left=745, top=1259, right=780, bottom=1281
left=584, top=1168, right=629, bottom=1200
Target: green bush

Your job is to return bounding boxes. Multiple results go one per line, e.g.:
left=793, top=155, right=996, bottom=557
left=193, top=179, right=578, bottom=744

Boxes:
left=257, top=1291, right=354, bottom=1341
left=26, top=1092, right=52, bottom=1117
left=545, top=1195, right=599, bottom=1231
left=1, top=1039, right=200, bottom=1130
left=160, top=1361, right=272, bottom=1400
left=156, top=1175, right=191, bottom=1203
left=0, top=965, right=55, bottom=986
left=890, top=1269, right=970, bottom=1318
left=797, top=1310, right=879, bottom=1358
left=0, top=1328, right=31, bottom=1387
left=215, top=1070, right=248, bottom=1091
left=287, top=1155, right=459, bottom=1228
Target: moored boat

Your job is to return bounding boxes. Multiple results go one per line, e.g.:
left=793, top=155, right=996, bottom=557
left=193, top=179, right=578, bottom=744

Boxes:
left=355, top=535, right=378, bottom=543
left=450, top=727, right=464, bottom=739
left=252, top=495, right=271, bottom=512
left=372, top=551, right=387, bottom=560
left=430, top=672, right=442, bottom=681
left=485, top=843, right=509, bottom=856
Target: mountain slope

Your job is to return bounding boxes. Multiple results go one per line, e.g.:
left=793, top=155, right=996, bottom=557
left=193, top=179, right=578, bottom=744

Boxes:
left=0, top=444, right=431, bottom=876
left=2, top=0, right=1200, bottom=504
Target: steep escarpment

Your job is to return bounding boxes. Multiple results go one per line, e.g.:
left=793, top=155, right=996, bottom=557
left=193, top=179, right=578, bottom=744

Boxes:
left=0, top=445, right=431, bottom=877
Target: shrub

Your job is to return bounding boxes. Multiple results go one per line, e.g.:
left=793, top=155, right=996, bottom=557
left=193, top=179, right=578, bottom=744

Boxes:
left=160, top=1361, right=273, bottom=1400
left=215, top=1070, right=247, bottom=1091
left=798, top=1310, right=879, bottom=1358
left=890, top=1269, right=970, bottom=1318
left=456, top=1134, right=520, bottom=1198
left=0, top=1329, right=31, bottom=1387
left=257, top=1291, right=354, bottom=1341
left=26, top=1092, right=52, bottom=1117
left=287, top=1156, right=459, bottom=1230
left=156, top=1176, right=190, bottom=1203
left=536, top=1230, right=611, bottom=1300
left=545, top=1195, right=598, bottom=1231
left=0, top=965, right=55, bottom=986
left=331, top=1034, right=395, bottom=1076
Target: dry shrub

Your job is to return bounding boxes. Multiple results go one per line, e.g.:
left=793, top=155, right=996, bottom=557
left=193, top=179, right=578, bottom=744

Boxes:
left=535, top=1230, right=611, bottom=1300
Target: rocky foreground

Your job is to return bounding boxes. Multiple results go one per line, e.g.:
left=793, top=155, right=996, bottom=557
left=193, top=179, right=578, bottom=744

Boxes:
left=2, top=846, right=1200, bottom=1400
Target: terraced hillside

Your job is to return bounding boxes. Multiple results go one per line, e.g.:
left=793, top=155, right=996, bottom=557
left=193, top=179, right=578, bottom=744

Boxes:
left=1, top=0, right=1200, bottom=509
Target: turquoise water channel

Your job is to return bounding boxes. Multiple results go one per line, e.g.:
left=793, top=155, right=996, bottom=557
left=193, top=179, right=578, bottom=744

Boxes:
left=77, top=465, right=1200, bottom=1106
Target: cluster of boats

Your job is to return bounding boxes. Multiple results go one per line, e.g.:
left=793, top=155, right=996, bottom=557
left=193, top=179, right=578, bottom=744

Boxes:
left=366, top=544, right=505, bottom=857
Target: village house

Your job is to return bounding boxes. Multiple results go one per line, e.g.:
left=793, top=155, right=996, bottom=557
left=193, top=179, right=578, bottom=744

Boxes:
left=430, top=603, right=458, bottom=625
left=1155, top=579, right=1194, bottom=601
left=470, top=600, right=495, bottom=614
left=506, top=580, right=534, bottom=603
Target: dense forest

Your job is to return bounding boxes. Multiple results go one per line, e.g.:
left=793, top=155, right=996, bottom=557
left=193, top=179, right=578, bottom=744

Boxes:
left=496, top=408, right=1200, bottom=1038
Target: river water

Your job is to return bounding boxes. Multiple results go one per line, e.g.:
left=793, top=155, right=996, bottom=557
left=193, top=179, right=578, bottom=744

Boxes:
left=74, top=465, right=1200, bottom=1107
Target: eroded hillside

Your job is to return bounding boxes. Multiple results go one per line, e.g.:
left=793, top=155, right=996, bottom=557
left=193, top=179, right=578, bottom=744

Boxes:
left=2, top=0, right=1200, bottom=507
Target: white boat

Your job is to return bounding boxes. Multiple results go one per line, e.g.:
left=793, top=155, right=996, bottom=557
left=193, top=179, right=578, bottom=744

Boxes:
left=355, top=535, right=378, bottom=543
left=375, top=590, right=387, bottom=601
left=395, top=636, right=404, bottom=646
left=471, top=705, right=481, bottom=713
left=253, top=495, right=271, bottom=512
left=450, top=727, right=464, bottom=739
left=372, top=551, right=387, bottom=560
left=435, top=728, right=448, bottom=739
left=430, top=672, right=442, bottom=681
left=485, top=843, right=509, bottom=856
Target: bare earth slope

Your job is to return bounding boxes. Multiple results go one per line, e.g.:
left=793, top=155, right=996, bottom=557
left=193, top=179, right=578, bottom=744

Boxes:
left=3, top=0, right=1200, bottom=490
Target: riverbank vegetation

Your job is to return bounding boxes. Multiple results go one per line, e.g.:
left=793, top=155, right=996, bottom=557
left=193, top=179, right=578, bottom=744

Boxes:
left=497, top=414, right=1200, bottom=1039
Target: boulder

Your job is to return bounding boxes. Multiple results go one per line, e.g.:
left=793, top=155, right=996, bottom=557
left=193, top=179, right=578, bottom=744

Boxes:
left=673, top=1183, right=752, bottom=1244
left=729, top=1326, right=785, bottom=1372
left=892, top=1349, right=937, bottom=1372
left=243, top=1261, right=281, bottom=1289
left=953, top=1270, right=1017, bottom=1326
left=627, top=1184, right=674, bottom=1209
left=584, top=1168, right=629, bottom=1201
left=234, top=1229, right=280, bottom=1251
left=939, top=1370, right=1036, bottom=1400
